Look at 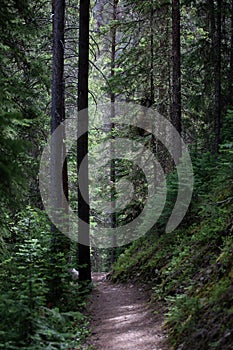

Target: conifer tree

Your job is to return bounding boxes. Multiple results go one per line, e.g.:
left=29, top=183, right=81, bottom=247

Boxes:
left=49, top=0, right=70, bottom=304
left=77, top=0, right=92, bottom=282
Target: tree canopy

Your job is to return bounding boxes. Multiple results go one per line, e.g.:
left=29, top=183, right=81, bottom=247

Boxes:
left=0, top=0, right=232, bottom=349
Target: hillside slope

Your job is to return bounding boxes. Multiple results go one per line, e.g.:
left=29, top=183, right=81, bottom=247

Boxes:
left=112, top=152, right=233, bottom=350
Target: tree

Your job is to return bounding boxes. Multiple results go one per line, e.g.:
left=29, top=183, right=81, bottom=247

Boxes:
left=229, top=0, right=233, bottom=107
left=171, top=0, right=181, bottom=135
left=109, top=0, right=118, bottom=262
left=0, top=0, right=48, bottom=209
left=213, top=0, right=222, bottom=154
left=77, top=0, right=92, bottom=282
left=49, top=0, right=70, bottom=304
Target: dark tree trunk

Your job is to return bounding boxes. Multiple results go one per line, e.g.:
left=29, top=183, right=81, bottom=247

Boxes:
left=51, top=0, right=65, bottom=134
left=110, top=0, right=118, bottom=263
left=77, top=0, right=91, bottom=283
left=50, top=0, right=69, bottom=305
left=171, top=0, right=182, bottom=136
left=150, top=0, right=155, bottom=106
left=228, top=0, right=233, bottom=107
left=214, top=0, right=222, bottom=154
left=150, top=0, right=157, bottom=157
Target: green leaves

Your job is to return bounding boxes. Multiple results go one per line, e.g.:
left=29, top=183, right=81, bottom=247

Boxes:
left=30, top=308, right=90, bottom=350
left=0, top=206, right=92, bottom=349
left=111, top=137, right=233, bottom=350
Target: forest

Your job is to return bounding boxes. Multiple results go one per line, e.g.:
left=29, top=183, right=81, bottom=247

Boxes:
left=0, top=0, right=233, bottom=349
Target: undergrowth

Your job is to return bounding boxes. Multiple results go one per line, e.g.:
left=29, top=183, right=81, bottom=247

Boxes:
left=0, top=208, right=92, bottom=350
left=111, top=145, right=233, bottom=350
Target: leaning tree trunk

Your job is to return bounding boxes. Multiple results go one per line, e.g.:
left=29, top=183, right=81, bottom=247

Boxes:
left=77, top=0, right=92, bottom=282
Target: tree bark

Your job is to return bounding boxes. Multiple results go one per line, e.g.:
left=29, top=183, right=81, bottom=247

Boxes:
left=110, top=0, right=118, bottom=263
left=77, top=0, right=92, bottom=282
left=51, top=0, right=65, bottom=134
left=50, top=0, right=69, bottom=304
left=171, top=0, right=182, bottom=165
left=229, top=0, right=233, bottom=107
left=214, top=0, right=222, bottom=154
left=171, top=0, right=182, bottom=136
left=150, top=0, right=155, bottom=106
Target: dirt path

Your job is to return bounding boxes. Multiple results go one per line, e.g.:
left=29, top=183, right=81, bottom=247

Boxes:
left=87, top=273, right=170, bottom=350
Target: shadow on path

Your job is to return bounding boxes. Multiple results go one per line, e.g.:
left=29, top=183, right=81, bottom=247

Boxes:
left=87, top=273, right=170, bottom=350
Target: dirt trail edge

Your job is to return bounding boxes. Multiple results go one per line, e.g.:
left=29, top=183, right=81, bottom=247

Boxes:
left=87, top=273, right=170, bottom=350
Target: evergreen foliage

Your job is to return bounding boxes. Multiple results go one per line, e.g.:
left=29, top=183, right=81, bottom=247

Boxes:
left=111, top=131, right=233, bottom=350
left=0, top=1, right=91, bottom=348
left=1, top=0, right=233, bottom=348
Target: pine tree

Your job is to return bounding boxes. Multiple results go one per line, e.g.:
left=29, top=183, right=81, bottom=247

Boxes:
left=77, top=0, right=92, bottom=282
left=171, top=0, right=181, bottom=135
left=49, top=0, right=70, bottom=304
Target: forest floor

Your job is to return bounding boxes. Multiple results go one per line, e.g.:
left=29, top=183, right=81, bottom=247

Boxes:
left=85, top=272, right=170, bottom=350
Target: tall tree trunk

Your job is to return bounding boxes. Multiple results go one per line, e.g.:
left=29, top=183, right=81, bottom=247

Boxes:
left=51, top=0, right=65, bottom=135
left=150, top=0, right=155, bottom=106
left=171, top=0, right=182, bottom=165
left=171, top=0, right=182, bottom=136
left=150, top=0, right=158, bottom=165
left=214, top=0, right=222, bottom=154
left=228, top=0, right=233, bottom=107
left=50, top=0, right=69, bottom=304
left=110, top=0, right=118, bottom=264
left=77, top=0, right=91, bottom=282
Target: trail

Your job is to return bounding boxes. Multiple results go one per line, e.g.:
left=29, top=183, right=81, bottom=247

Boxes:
left=87, top=273, right=170, bottom=350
